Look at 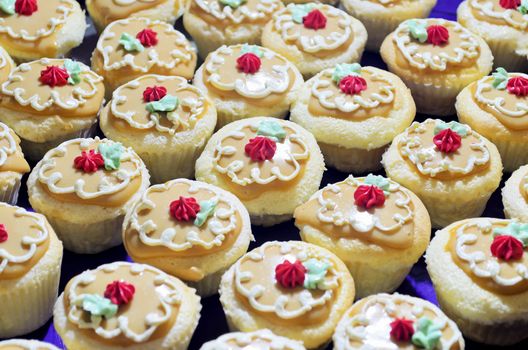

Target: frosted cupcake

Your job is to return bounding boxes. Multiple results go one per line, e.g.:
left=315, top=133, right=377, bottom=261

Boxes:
left=457, top=0, right=528, bottom=71
left=201, top=330, right=306, bottom=350
left=0, top=203, right=63, bottom=338
left=28, top=137, right=150, bottom=254
left=0, top=58, right=105, bottom=161
left=456, top=68, right=528, bottom=172
left=219, top=240, right=355, bottom=349
left=333, top=293, right=465, bottom=350
left=54, top=261, right=201, bottom=350
left=195, top=117, right=324, bottom=226
left=383, top=119, right=502, bottom=228
left=194, top=45, right=303, bottom=128
left=0, top=122, right=30, bottom=204
left=100, top=75, right=217, bottom=183
left=290, top=63, right=415, bottom=173
left=295, top=174, right=431, bottom=298
left=502, top=164, right=528, bottom=222
left=0, top=0, right=85, bottom=62
left=380, top=18, right=494, bottom=116
left=86, top=0, right=185, bottom=31
left=92, top=17, right=197, bottom=95
left=261, top=3, right=367, bottom=78
left=183, top=0, right=284, bottom=58
left=0, top=340, right=59, bottom=350
left=123, top=178, right=253, bottom=296
left=0, top=47, right=14, bottom=84
left=427, top=218, right=528, bottom=345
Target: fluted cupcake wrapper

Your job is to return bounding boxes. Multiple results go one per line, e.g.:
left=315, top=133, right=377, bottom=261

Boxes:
left=319, top=142, right=386, bottom=174
left=400, top=77, right=462, bottom=116
left=0, top=176, right=21, bottom=205
left=186, top=266, right=228, bottom=298
left=348, top=10, right=400, bottom=52
left=485, top=36, right=528, bottom=72
left=484, top=136, right=528, bottom=173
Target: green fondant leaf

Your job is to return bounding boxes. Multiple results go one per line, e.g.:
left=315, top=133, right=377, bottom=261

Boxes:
left=411, top=317, right=442, bottom=350
left=518, top=0, right=528, bottom=15
left=82, top=294, right=117, bottom=319
left=240, top=44, right=263, bottom=58
left=219, top=0, right=246, bottom=9
left=64, top=59, right=82, bottom=85
left=0, top=0, right=15, bottom=15
left=364, top=174, right=391, bottom=196
left=303, top=258, right=330, bottom=290
left=256, top=120, right=286, bottom=142
left=291, top=4, right=316, bottom=24
left=332, top=63, right=362, bottom=84
left=98, top=142, right=124, bottom=171
left=407, top=20, right=428, bottom=43
left=434, top=120, right=469, bottom=137
left=146, top=94, right=179, bottom=113
left=492, top=67, right=509, bottom=90
left=194, top=199, right=218, bottom=227
left=119, top=32, right=144, bottom=52
left=493, top=222, right=528, bottom=246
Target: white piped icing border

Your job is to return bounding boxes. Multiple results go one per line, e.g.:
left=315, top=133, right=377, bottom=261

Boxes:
left=0, top=339, right=60, bottom=350
left=0, top=123, right=18, bottom=168
left=195, top=0, right=282, bottom=24
left=474, top=74, right=528, bottom=118
left=114, top=0, right=159, bottom=5
left=470, top=0, right=528, bottom=30
left=201, top=329, right=306, bottom=350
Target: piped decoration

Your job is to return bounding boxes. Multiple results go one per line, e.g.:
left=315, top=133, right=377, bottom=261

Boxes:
left=354, top=185, right=385, bottom=209
left=82, top=294, right=118, bottom=321
left=245, top=136, right=277, bottom=162
left=291, top=4, right=316, bottom=24
left=303, top=9, right=327, bottom=30
left=363, top=174, right=391, bottom=195
left=73, top=150, right=105, bottom=173
left=98, top=143, right=124, bottom=171
left=104, top=281, right=136, bottom=305
left=433, top=128, right=461, bottom=154
left=519, top=0, right=528, bottom=14
left=219, top=0, right=246, bottom=9
left=39, top=66, right=69, bottom=87
left=492, top=67, right=510, bottom=90
left=303, top=258, right=330, bottom=289
left=426, top=25, right=449, bottom=46
left=339, top=75, right=367, bottom=95
left=237, top=53, right=261, bottom=74
left=15, top=0, right=37, bottom=16
left=407, top=20, right=428, bottom=43
left=145, top=94, right=179, bottom=113
left=0, top=0, right=15, bottom=15
left=143, top=86, right=167, bottom=103
left=170, top=196, right=201, bottom=222
left=256, top=120, right=286, bottom=142
left=63, top=60, right=82, bottom=85
left=194, top=199, right=217, bottom=227
left=390, top=318, right=415, bottom=342
left=491, top=235, right=524, bottom=261
left=506, top=76, right=528, bottom=97
left=411, top=317, right=442, bottom=350
left=136, top=28, right=158, bottom=47
left=275, top=260, right=306, bottom=289
left=119, top=33, right=144, bottom=52
left=500, top=0, right=521, bottom=9
left=0, top=224, right=8, bottom=243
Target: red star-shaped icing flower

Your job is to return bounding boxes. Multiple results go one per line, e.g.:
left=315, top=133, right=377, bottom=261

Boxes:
left=0, top=224, right=8, bottom=243
left=275, top=260, right=306, bottom=288
left=303, top=9, right=327, bottom=30
left=15, top=0, right=38, bottom=16
left=39, top=66, right=69, bottom=87
left=73, top=150, right=105, bottom=173
left=236, top=53, right=261, bottom=74
left=354, top=185, right=385, bottom=209
left=143, top=85, right=167, bottom=102
left=244, top=136, right=277, bottom=162
left=506, top=76, right=528, bottom=97
left=499, top=0, right=521, bottom=9
left=136, top=28, right=158, bottom=47
left=170, top=196, right=201, bottom=222
left=426, top=25, right=449, bottom=46
left=104, top=280, right=136, bottom=305
left=433, top=128, right=461, bottom=153
left=491, top=235, right=524, bottom=261
left=390, top=318, right=415, bottom=342
left=339, top=75, right=367, bottom=95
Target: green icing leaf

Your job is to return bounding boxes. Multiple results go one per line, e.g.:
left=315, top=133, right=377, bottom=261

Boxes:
left=519, top=0, right=528, bottom=15
left=407, top=20, right=428, bottom=43
left=219, top=0, right=246, bottom=9
left=146, top=94, right=179, bottom=113
left=82, top=294, right=117, bottom=319
left=492, top=67, right=509, bottom=90
left=303, top=258, right=330, bottom=290
left=194, top=199, right=218, bottom=227
left=332, top=63, right=362, bottom=84
left=493, top=222, right=528, bottom=247
left=291, top=4, right=316, bottom=24
left=256, top=120, right=286, bottom=142
left=363, top=174, right=391, bottom=196
left=119, top=32, right=144, bottom=52
left=0, top=0, right=15, bottom=15
left=434, top=120, right=469, bottom=137
left=98, top=142, right=124, bottom=171
left=240, top=44, right=263, bottom=58
left=63, top=59, right=82, bottom=85
left=411, top=317, right=442, bottom=350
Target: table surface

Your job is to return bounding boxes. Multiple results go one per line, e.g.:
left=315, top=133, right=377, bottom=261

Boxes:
left=4, top=0, right=528, bottom=349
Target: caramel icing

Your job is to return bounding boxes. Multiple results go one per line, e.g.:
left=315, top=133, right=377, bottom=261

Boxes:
left=398, top=119, right=490, bottom=180
left=109, top=75, right=207, bottom=135
left=0, top=48, right=13, bottom=85
left=294, top=176, right=415, bottom=249
left=0, top=123, right=30, bottom=174
left=0, top=340, right=59, bottom=350
left=469, top=0, right=528, bottom=30
left=124, top=179, right=243, bottom=281
left=95, top=17, right=196, bottom=77
left=233, top=241, right=342, bottom=325
left=189, top=0, right=283, bottom=27
left=0, top=0, right=79, bottom=57
left=37, top=138, right=144, bottom=207
left=447, top=218, right=528, bottom=295
left=308, top=66, right=395, bottom=119
left=63, top=262, right=181, bottom=346
left=393, top=19, right=480, bottom=72
left=335, top=294, right=463, bottom=350
left=213, top=119, right=309, bottom=200
left=0, top=203, right=50, bottom=280
left=1, top=58, right=104, bottom=117
left=89, top=0, right=169, bottom=25
left=201, top=330, right=306, bottom=350
left=473, top=73, right=528, bottom=130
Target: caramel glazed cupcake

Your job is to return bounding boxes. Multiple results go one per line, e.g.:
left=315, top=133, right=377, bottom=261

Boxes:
left=0, top=122, right=30, bottom=204
left=200, top=330, right=306, bottom=349
left=54, top=262, right=201, bottom=350
left=0, top=58, right=105, bottom=161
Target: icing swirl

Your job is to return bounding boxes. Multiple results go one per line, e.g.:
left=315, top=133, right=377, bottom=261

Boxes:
left=201, top=329, right=306, bottom=350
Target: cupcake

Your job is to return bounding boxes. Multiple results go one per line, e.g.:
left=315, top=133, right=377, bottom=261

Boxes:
left=0, top=340, right=60, bottom=350
left=427, top=218, right=528, bottom=345
left=183, top=0, right=284, bottom=58
left=219, top=240, right=355, bottom=349
left=195, top=117, right=324, bottom=226
left=0, top=58, right=105, bottom=161
left=201, top=329, right=306, bottom=350
left=0, top=0, right=85, bottom=62
left=502, top=164, right=528, bottom=222
left=333, top=293, right=465, bottom=350
left=0, top=122, right=30, bottom=204
left=0, top=46, right=14, bottom=84
left=380, top=18, right=494, bottom=116
left=100, top=75, right=217, bottom=183
left=86, top=0, right=185, bottom=32
left=0, top=203, right=63, bottom=338
left=261, top=3, right=367, bottom=78
left=456, top=68, right=528, bottom=172
left=123, top=178, right=253, bottom=297
left=290, top=63, right=415, bottom=173
left=457, top=0, right=528, bottom=71
left=295, top=174, right=431, bottom=298
left=341, top=0, right=437, bottom=51
left=382, top=119, right=502, bottom=228
left=27, top=137, right=150, bottom=254
left=194, top=45, right=303, bottom=128
left=92, top=17, right=197, bottom=95
left=54, top=261, right=201, bottom=350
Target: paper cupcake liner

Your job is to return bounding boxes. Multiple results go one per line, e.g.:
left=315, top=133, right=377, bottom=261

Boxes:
left=319, top=142, right=386, bottom=174
left=186, top=266, right=228, bottom=298
left=250, top=213, right=292, bottom=227
left=400, top=77, right=461, bottom=116
left=484, top=136, right=527, bottom=173
left=484, top=36, right=528, bottom=72
left=345, top=9, right=401, bottom=52
left=0, top=175, right=21, bottom=205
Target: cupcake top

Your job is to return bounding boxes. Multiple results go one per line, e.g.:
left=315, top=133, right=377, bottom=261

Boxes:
left=0, top=339, right=60, bottom=350
left=308, top=63, right=396, bottom=119
left=201, top=329, right=306, bottom=350
left=447, top=218, right=528, bottom=295
left=108, top=75, right=210, bottom=135
left=270, top=4, right=354, bottom=55
left=88, top=0, right=172, bottom=24
left=201, top=44, right=300, bottom=103
left=0, top=203, right=51, bottom=280
left=0, top=0, right=80, bottom=56
left=333, top=293, right=464, bottom=350
left=398, top=119, right=491, bottom=179
left=36, top=137, right=146, bottom=207
left=95, top=17, right=196, bottom=76
left=468, top=0, right=528, bottom=31
left=124, top=178, right=249, bottom=281
left=473, top=67, right=528, bottom=130
left=63, top=261, right=186, bottom=346
left=0, top=122, right=30, bottom=174
left=0, top=47, right=13, bottom=85
left=295, top=175, right=418, bottom=249
left=212, top=118, right=309, bottom=199
left=1, top=58, right=104, bottom=116
left=392, top=18, right=481, bottom=71
left=188, top=0, right=283, bottom=26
